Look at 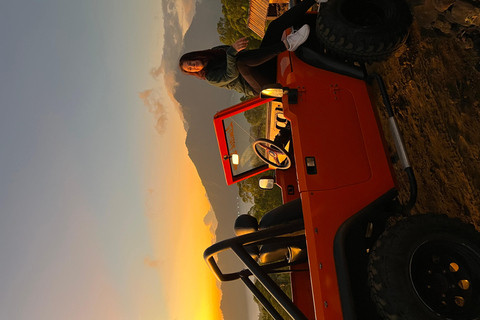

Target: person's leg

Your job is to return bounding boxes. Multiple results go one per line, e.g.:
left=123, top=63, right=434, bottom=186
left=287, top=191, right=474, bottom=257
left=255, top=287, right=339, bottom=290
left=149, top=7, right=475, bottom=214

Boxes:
left=261, top=0, right=316, bottom=47
left=237, top=42, right=286, bottom=67
left=236, top=42, right=286, bottom=94
left=237, top=0, right=316, bottom=94
left=237, top=60, right=276, bottom=94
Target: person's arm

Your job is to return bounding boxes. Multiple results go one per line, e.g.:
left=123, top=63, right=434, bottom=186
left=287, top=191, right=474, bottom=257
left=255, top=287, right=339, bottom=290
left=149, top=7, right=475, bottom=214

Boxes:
left=223, top=46, right=240, bottom=83
left=208, top=38, right=249, bottom=86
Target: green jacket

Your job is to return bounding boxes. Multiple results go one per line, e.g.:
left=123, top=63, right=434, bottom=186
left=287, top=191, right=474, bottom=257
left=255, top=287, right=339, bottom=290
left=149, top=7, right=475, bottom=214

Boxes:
left=205, top=46, right=256, bottom=96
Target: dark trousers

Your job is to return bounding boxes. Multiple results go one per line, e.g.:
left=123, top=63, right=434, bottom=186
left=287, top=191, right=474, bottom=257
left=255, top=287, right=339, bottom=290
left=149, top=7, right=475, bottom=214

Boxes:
left=237, top=0, right=316, bottom=94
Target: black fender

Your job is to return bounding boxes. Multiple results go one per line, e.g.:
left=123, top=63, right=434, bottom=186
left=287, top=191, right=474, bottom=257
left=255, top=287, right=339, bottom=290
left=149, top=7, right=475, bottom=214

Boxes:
left=333, top=188, right=400, bottom=320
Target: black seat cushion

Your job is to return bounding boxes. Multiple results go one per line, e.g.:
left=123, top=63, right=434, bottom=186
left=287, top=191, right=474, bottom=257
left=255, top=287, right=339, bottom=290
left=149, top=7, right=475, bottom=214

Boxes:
left=258, top=198, right=303, bottom=230
left=234, top=214, right=259, bottom=236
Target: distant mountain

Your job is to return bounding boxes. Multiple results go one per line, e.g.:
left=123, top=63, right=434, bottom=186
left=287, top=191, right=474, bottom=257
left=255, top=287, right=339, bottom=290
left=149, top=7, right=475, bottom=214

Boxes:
left=176, top=72, right=254, bottom=320
left=174, top=1, right=255, bottom=319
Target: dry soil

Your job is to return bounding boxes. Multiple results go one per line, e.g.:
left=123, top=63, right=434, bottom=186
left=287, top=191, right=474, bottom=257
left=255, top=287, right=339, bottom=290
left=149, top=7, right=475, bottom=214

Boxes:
left=368, top=0, right=480, bottom=226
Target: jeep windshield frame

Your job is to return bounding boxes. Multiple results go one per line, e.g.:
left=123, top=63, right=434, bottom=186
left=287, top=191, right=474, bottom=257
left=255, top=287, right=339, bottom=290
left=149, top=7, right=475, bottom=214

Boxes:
left=214, top=97, right=276, bottom=185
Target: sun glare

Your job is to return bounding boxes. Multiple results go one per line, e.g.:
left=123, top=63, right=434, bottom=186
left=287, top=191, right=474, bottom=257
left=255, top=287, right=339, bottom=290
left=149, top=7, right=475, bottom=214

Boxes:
left=145, top=130, right=224, bottom=319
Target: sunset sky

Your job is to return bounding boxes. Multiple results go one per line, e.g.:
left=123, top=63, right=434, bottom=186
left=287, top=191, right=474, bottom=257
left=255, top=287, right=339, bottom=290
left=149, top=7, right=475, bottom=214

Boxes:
left=0, top=0, right=231, bottom=319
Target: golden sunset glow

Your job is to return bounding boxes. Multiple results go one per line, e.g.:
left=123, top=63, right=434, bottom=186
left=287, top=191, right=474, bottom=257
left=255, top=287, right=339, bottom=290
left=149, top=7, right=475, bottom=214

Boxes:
left=143, top=107, right=223, bottom=320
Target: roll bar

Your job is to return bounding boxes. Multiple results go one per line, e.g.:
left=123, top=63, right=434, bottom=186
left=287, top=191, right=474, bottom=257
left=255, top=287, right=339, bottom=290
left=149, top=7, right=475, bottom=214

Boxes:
left=204, top=219, right=308, bottom=320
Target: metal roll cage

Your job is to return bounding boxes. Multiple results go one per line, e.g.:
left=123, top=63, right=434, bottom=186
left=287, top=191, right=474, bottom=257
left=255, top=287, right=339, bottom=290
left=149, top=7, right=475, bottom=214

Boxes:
left=204, top=219, right=309, bottom=320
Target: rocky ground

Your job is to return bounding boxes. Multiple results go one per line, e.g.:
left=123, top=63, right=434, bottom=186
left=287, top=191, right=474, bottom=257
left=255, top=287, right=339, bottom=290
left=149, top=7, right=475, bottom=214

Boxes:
left=368, top=0, right=480, bottom=226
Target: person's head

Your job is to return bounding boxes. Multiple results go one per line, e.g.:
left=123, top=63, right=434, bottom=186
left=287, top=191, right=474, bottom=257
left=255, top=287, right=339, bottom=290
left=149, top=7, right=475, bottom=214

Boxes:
left=179, top=49, right=226, bottom=80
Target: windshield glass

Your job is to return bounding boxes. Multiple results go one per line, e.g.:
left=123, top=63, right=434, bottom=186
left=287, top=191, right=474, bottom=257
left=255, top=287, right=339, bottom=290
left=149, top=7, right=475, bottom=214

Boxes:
left=223, top=102, right=270, bottom=177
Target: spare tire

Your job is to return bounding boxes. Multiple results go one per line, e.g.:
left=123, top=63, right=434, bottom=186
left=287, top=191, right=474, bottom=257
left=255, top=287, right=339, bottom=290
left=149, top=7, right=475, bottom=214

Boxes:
left=316, top=0, right=413, bottom=63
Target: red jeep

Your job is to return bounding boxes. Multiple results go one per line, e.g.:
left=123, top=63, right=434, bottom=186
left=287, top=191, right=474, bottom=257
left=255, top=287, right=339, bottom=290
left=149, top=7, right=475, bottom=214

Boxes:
left=203, top=0, right=480, bottom=319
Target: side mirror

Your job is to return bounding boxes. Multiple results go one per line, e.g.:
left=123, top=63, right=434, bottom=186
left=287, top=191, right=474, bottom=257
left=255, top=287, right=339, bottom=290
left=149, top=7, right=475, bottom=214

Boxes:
left=258, top=176, right=275, bottom=190
left=261, top=83, right=287, bottom=98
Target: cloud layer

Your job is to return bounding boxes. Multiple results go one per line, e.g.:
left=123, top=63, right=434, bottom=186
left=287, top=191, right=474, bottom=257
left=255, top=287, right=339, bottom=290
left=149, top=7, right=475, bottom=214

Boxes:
left=138, top=89, right=168, bottom=135
left=139, top=0, right=197, bottom=135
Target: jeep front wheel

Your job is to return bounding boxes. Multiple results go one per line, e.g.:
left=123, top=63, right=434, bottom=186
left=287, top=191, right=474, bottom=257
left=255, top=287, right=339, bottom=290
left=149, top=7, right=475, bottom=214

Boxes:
left=316, top=0, right=413, bottom=63
left=368, top=214, right=480, bottom=319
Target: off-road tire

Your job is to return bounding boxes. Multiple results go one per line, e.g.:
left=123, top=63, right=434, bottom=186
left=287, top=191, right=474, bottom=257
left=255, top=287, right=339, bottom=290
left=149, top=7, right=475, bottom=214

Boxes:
left=316, top=0, right=413, bottom=63
left=368, top=213, right=480, bottom=319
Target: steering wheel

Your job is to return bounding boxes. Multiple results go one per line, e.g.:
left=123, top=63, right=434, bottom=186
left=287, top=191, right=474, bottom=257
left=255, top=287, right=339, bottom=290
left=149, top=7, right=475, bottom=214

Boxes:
left=253, top=138, right=291, bottom=169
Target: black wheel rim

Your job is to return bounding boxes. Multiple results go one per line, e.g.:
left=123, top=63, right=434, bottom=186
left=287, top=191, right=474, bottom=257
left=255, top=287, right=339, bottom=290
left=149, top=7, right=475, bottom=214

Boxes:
left=340, top=0, right=395, bottom=28
left=410, top=239, right=480, bottom=319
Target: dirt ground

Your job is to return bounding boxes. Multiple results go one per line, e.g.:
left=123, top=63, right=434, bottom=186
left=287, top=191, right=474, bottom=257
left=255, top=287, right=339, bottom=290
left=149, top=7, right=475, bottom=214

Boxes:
left=367, top=0, right=480, bottom=227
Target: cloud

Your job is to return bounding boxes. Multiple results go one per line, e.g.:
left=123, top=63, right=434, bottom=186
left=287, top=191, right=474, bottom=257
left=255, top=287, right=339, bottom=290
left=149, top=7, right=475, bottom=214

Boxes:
left=138, top=89, right=168, bottom=135
left=144, top=256, right=163, bottom=269
left=149, top=65, right=164, bottom=81
left=167, top=0, right=197, bottom=36
left=204, top=209, right=218, bottom=242
left=139, top=0, right=197, bottom=135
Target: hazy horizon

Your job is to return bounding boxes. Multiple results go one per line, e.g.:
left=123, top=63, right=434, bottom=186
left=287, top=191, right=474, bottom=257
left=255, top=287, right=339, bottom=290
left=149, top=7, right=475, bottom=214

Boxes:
left=0, top=0, right=264, bottom=318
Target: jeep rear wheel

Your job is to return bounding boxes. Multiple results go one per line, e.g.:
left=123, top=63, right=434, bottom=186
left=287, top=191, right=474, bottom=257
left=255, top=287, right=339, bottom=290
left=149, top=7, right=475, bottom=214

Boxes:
left=368, top=214, right=480, bottom=319
left=316, top=0, right=413, bottom=63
